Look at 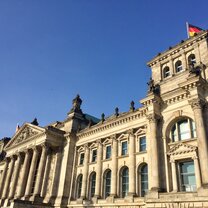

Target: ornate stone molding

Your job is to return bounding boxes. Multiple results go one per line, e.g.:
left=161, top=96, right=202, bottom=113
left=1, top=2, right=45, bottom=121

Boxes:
left=189, top=98, right=205, bottom=110
left=146, top=113, right=161, bottom=123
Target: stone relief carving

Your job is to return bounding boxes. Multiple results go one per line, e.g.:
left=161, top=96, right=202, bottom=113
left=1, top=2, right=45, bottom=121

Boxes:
left=168, top=143, right=197, bottom=156
left=13, top=127, right=39, bottom=145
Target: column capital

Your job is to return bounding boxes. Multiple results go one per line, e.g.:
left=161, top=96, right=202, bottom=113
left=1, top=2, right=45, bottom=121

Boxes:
left=192, top=155, right=198, bottom=160
left=110, top=134, right=117, bottom=141
left=147, top=113, right=161, bottom=123
left=127, top=129, right=134, bottom=136
left=96, top=139, right=103, bottom=146
left=189, top=98, right=205, bottom=110
left=170, top=158, right=175, bottom=163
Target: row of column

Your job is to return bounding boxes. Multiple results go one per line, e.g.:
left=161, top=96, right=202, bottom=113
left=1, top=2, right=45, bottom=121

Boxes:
left=0, top=144, right=48, bottom=200
left=79, top=132, right=138, bottom=199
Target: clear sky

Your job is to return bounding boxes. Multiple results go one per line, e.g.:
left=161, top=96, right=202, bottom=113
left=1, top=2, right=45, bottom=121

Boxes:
left=1, top=0, right=208, bottom=138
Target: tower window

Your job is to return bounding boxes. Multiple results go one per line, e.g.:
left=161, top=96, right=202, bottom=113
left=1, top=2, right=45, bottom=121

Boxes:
left=175, top=60, right=183, bottom=73
left=188, top=54, right=196, bottom=65
left=163, top=66, right=170, bottom=78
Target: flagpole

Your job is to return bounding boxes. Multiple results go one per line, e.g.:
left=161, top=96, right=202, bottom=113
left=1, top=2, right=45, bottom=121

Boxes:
left=186, top=22, right=189, bottom=38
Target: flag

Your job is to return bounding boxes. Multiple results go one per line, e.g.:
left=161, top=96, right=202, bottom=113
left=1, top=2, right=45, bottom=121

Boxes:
left=188, top=23, right=203, bottom=37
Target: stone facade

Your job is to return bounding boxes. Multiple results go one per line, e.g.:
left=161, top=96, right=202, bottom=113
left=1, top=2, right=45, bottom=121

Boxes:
left=1, top=31, right=208, bottom=208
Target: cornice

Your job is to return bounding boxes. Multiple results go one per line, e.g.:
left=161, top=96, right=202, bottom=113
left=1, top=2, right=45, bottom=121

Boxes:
left=77, top=108, right=147, bottom=139
left=147, top=31, right=208, bottom=67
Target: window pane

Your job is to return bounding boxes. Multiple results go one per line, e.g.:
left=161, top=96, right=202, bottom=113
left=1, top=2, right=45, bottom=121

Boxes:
left=77, top=175, right=82, bottom=198
left=106, top=146, right=111, bottom=159
left=178, top=119, right=190, bottom=140
left=79, top=153, right=84, bottom=165
left=139, top=136, right=146, bottom=152
left=141, top=165, right=148, bottom=197
left=122, top=168, right=129, bottom=197
left=90, top=173, right=96, bottom=197
left=122, top=141, right=128, bottom=155
left=105, top=170, right=111, bottom=198
left=92, top=149, right=97, bottom=162
left=171, top=124, right=177, bottom=142
left=179, top=161, right=196, bottom=192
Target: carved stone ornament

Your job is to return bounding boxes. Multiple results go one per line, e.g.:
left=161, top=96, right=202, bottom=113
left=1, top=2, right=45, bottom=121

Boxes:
left=146, top=113, right=161, bottom=123
left=167, top=143, right=197, bottom=156
left=189, top=98, right=205, bottom=110
left=13, top=127, right=39, bottom=145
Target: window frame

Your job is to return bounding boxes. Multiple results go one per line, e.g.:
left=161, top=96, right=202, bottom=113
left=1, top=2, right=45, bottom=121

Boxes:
left=91, top=149, right=97, bottom=162
left=121, top=167, right=129, bottom=198
left=139, top=136, right=147, bottom=152
left=170, top=118, right=196, bottom=142
left=103, top=169, right=111, bottom=198
left=163, top=66, right=170, bottom=78
left=121, top=140, right=128, bottom=156
left=79, top=152, right=84, bottom=165
left=76, top=174, right=83, bottom=198
left=175, top=60, right=183, bottom=73
left=105, top=145, right=112, bottom=159
left=89, top=172, right=96, bottom=198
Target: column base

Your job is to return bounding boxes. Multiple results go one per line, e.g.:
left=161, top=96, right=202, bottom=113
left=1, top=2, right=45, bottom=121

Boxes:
left=198, top=185, right=208, bottom=196
left=147, top=188, right=159, bottom=199
left=29, top=194, right=44, bottom=203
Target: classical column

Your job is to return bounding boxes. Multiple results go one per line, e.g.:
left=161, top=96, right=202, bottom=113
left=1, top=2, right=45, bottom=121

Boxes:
left=94, top=140, right=103, bottom=198
left=170, top=160, right=178, bottom=192
left=110, top=136, right=118, bottom=197
left=33, top=144, right=48, bottom=197
left=189, top=98, right=208, bottom=185
left=16, top=150, right=31, bottom=198
left=0, top=158, right=9, bottom=197
left=2, top=156, right=15, bottom=199
left=80, top=145, right=89, bottom=199
left=181, top=52, right=187, bottom=70
left=41, top=148, right=52, bottom=197
left=24, top=147, right=39, bottom=197
left=8, top=154, right=22, bottom=199
left=147, top=114, right=159, bottom=190
left=193, top=156, right=202, bottom=189
left=128, top=130, right=136, bottom=196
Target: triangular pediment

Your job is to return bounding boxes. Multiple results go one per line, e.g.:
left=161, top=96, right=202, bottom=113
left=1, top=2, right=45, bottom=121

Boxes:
left=135, top=127, right=146, bottom=136
left=103, top=138, right=111, bottom=145
left=5, top=123, right=45, bottom=149
left=168, top=143, right=197, bottom=156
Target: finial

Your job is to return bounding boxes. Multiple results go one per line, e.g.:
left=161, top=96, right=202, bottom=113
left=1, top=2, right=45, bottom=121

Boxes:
left=31, top=118, right=39, bottom=126
left=15, top=123, right=20, bottom=132
left=130, top=101, right=135, bottom=112
left=115, top=107, right=119, bottom=117
left=101, top=113, right=105, bottom=123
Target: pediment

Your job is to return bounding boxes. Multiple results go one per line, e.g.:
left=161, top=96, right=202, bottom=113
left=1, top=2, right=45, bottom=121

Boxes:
left=168, top=143, right=197, bottom=156
left=77, top=146, right=85, bottom=152
left=117, top=133, right=128, bottom=141
left=103, top=138, right=111, bottom=145
left=135, top=127, right=146, bottom=136
left=89, top=142, right=97, bottom=149
left=5, top=123, right=45, bottom=149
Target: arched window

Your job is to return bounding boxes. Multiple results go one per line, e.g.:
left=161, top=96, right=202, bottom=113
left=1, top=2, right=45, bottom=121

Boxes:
left=140, top=164, right=148, bottom=197
left=89, top=172, right=96, bottom=198
left=121, top=167, right=129, bottom=197
left=76, top=174, right=83, bottom=198
left=104, top=169, right=111, bottom=198
left=170, top=118, right=196, bottom=142
left=188, top=54, right=196, bottom=65
left=175, top=60, right=183, bottom=73
left=163, top=66, right=170, bottom=78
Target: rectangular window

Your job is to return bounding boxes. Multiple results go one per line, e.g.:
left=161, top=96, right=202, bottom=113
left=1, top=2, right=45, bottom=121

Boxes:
left=139, top=136, right=146, bottom=152
left=121, top=141, right=128, bottom=155
left=106, top=145, right=111, bottom=159
left=92, top=149, right=97, bottom=162
left=79, top=153, right=84, bottom=165
left=179, top=161, right=196, bottom=192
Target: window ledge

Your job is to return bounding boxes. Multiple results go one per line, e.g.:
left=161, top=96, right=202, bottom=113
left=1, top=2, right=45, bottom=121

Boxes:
left=168, top=137, right=197, bottom=146
left=102, top=158, right=112, bottom=162
left=136, top=151, right=147, bottom=155
left=118, top=154, right=129, bottom=159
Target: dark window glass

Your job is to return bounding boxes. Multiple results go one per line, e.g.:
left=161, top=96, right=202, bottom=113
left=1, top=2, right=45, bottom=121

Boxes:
left=121, top=167, right=129, bottom=197
left=179, top=161, right=196, bottom=192
left=104, top=170, right=111, bottom=198
left=139, top=136, right=146, bottom=152
left=163, top=66, right=170, bottom=78
left=106, top=145, right=111, bottom=159
left=140, top=164, right=148, bottom=196
left=77, top=174, right=83, bottom=198
left=90, top=172, right=96, bottom=198
left=175, top=60, right=183, bottom=72
left=121, top=141, right=128, bottom=155
left=92, top=149, right=97, bottom=162
left=79, top=153, right=84, bottom=165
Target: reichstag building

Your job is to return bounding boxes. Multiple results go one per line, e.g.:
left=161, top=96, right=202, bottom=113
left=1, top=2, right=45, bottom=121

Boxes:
left=0, top=31, right=208, bottom=208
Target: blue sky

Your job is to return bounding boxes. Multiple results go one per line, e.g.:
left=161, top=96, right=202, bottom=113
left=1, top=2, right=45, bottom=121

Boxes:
left=0, top=0, right=208, bottom=138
